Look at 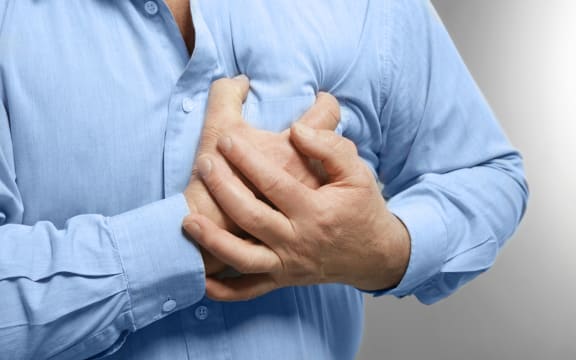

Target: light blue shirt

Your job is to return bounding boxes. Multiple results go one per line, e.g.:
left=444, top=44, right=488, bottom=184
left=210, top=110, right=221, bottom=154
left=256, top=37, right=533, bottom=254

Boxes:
left=0, top=0, right=528, bottom=359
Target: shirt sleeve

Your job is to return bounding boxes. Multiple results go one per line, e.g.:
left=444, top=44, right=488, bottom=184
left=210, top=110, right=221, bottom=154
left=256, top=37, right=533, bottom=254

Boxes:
left=371, top=0, right=529, bottom=304
left=0, top=102, right=206, bottom=359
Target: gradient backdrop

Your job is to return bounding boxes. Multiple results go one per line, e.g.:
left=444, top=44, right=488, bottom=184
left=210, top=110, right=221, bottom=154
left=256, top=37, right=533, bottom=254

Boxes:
left=357, top=1, right=576, bottom=359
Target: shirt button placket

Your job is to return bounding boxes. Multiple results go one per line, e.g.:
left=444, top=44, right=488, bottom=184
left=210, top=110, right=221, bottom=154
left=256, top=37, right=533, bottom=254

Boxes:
left=181, top=300, right=232, bottom=359
left=194, top=305, right=209, bottom=321
left=144, top=1, right=159, bottom=16
left=182, top=97, right=195, bottom=113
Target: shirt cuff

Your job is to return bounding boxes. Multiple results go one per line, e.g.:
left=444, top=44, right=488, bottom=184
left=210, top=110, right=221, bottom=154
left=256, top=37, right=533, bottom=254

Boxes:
left=366, top=198, right=447, bottom=300
left=108, top=194, right=205, bottom=330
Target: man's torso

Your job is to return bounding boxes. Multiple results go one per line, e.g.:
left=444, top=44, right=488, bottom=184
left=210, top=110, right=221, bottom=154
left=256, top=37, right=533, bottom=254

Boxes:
left=0, top=1, right=390, bottom=358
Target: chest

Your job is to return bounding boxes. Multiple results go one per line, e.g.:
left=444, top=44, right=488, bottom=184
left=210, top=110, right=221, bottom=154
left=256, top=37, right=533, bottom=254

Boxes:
left=0, top=0, right=384, bottom=222
left=166, top=0, right=195, bottom=54
left=200, top=1, right=370, bottom=97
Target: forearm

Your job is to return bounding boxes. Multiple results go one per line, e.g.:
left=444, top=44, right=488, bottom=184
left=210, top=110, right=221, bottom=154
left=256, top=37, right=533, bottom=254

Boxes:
left=381, top=153, right=528, bottom=304
left=369, top=0, right=528, bottom=304
left=0, top=195, right=205, bottom=360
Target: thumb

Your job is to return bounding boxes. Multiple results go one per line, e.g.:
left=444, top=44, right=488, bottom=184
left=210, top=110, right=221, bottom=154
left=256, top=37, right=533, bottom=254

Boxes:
left=294, top=92, right=340, bottom=131
left=200, top=75, right=250, bottom=152
left=290, top=123, right=359, bottom=182
left=205, top=75, right=250, bottom=125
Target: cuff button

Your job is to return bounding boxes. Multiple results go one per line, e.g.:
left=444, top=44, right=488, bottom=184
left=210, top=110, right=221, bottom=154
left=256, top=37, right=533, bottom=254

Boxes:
left=162, top=299, right=177, bottom=313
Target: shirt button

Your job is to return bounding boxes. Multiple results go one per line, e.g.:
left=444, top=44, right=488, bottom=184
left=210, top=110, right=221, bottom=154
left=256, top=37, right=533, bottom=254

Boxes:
left=144, top=1, right=159, bottom=15
left=194, top=305, right=209, bottom=320
left=182, top=97, right=195, bottom=113
left=162, top=299, right=177, bottom=313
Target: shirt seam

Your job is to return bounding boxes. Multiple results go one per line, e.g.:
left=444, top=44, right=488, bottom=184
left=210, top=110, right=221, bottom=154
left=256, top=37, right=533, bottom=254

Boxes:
left=46, top=310, right=133, bottom=360
left=106, top=217, right=137, bottom=332
left=377, top=0, right=393, bottom=119
left=377, top=0, right=402, bottom=161
left=0, top=0, right=11, bottom=41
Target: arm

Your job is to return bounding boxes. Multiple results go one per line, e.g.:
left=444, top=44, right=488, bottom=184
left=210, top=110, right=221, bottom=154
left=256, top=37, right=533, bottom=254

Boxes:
left=374, top=0, right=528, bottom=303
left=0, top=101, right=205, bottom=360
left=183, top=125, right=411, bottom=300
left=180, top=1, right=528, bottom=305
left=0, top=77, right=339, bottom=359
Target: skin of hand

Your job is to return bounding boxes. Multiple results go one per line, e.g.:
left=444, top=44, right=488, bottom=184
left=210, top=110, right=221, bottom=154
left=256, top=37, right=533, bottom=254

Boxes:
left=183, top=76, right=340, bottom=276
left=182, top=121, right=411, bottom=301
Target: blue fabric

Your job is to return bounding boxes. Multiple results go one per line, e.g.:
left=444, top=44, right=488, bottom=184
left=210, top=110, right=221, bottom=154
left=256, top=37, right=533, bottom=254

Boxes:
left=0, top=0, right=528, bottom=359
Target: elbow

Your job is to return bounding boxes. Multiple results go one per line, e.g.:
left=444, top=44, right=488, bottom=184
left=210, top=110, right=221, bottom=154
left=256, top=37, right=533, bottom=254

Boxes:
left=486, top=150, right=530, bottom=228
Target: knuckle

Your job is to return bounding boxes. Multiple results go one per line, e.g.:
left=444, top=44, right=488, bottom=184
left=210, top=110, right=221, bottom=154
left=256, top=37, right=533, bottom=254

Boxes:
left=205, top=104, right=228, bottom=121
left=234, top=261, right=250, bottom=274
left=196, top=224, right=215, bottom=247
left=242, top=206, right=265, bottom=229
left=339, top=137, right=357, bottom=154
left=205, top=174, right=224, bottom=194
left=289, top=243, right=311, bottom=264
left=190, top=167, right=200, bottom=179
left=211, top=77, right=231, bottom=91
left=326, top=106, right=341, bottom=126
left=270, top=257, right=283, bottom=273
left=312, top=202, right=344, bottom=240
left=315, top=203, right=336, bottom=229
left=359, top=163, right=375, bottom=181
left=260, top=174, right=284, bottom=195
left=236, top=257, right=257, bottom=274
left=199, top=125, right=222, bottom=149
left=320, top=131, right=341, bottom=148
left=317, top=93, right=341, bottom=129
left=327, top=109, right=340, bottom=128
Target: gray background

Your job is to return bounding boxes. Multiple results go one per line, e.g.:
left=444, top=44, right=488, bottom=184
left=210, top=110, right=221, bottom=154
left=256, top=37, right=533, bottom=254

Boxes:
left=358, top=1, right=576, bottom=359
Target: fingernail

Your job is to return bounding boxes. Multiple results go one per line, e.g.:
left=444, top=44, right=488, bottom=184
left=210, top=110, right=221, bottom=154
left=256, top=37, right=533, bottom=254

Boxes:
left=233, top=74, right=249, bottom=83
left=185, top=220, right=201, bottom=236
left=218, top=136, right=232, bottom=153
left=294, top=123, right=314, bottom=138
left=197, top=157, right=212, bottom=178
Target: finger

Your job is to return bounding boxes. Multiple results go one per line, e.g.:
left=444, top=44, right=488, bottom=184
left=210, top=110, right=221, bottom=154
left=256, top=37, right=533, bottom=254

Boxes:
left=217, top=134, right=314, bottom=216
left=201, top=250, right=229, bottom=277
left=184, top=213, right=281, bottom=275
left=196, top=154, right=293, bottom=245
left=290, top=123, right=360, bottom=182
left=198, top=75, right=250, bottom=154
left=294, top=92, right=340, bottom=131
left=205, top=75, right=249, bottom=128
left=206, top=275, right=279, bottom=302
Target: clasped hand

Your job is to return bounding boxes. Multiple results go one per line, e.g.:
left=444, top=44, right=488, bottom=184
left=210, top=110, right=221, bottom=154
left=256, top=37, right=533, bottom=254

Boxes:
left=183, top=76, right=338, bottom=275
left=184, top=76, right=410, bottom=301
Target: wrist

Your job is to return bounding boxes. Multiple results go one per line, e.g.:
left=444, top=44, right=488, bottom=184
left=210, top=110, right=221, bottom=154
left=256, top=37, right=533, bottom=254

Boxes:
left=382, top=215, right=411, bottom=288
left=353, top=214, right=410, bottom=291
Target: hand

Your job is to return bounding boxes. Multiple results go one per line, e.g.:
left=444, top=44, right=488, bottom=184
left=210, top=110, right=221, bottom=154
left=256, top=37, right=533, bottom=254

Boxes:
left=183, top=76, right=341, bottom=275
left=183, top=122, right=411, bottom=301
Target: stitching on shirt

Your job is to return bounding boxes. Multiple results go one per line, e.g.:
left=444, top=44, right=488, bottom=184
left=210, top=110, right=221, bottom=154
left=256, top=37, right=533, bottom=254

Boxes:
left=0, top=0, right=11, bottom=40
left=106, top=217, right=137, bottom=332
